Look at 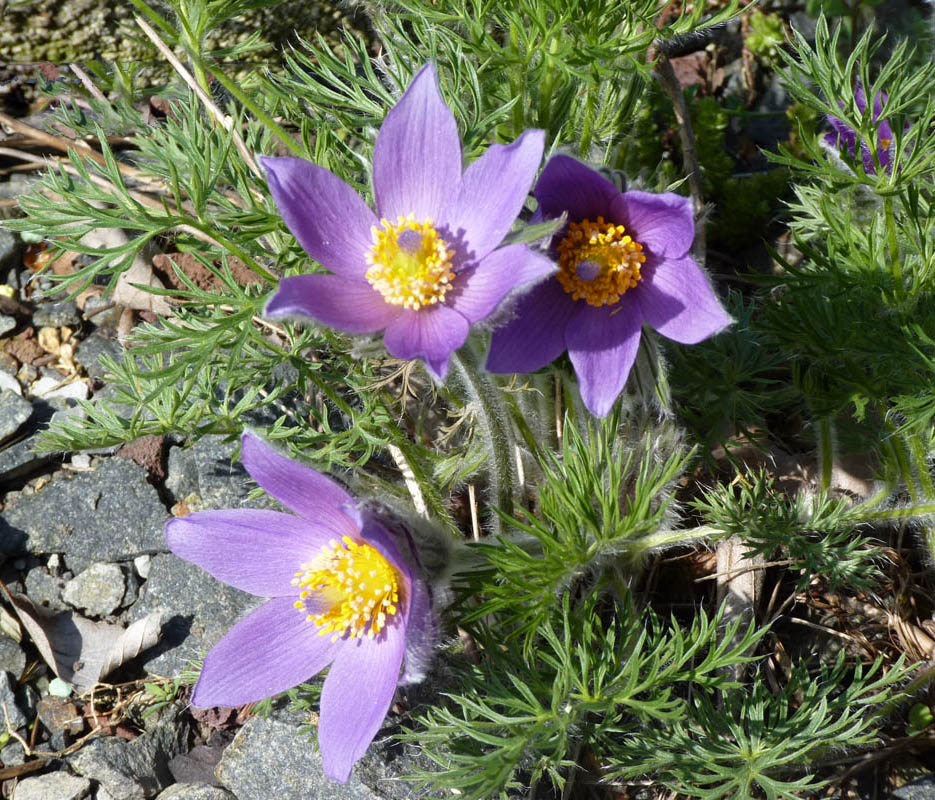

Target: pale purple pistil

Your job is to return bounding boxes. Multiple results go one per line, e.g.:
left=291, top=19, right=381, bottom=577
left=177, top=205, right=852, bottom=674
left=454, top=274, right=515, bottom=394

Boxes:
left=397, top=228, right=424, bottom=253
left=576, top=260, right=602, bottom=282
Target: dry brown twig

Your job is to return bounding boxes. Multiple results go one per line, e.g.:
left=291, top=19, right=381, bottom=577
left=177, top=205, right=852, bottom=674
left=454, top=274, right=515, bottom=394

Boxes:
left=133, top=14, right=263, bottom=180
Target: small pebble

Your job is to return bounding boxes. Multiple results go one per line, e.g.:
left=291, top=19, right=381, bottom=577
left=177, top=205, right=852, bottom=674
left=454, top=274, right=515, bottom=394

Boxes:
left=32, top=301, right=80, bottom=328
left=0, top=315, right=15, bottom=337
left=62, top=563, right=126, bottom=618
left=30, top=376, right=89, bottom=402
left=0, top=371, right=21, bottom=396
left=16, top=364, right=37, bottom=384
left=70, top=454, right=92, bottom=470
left=134, top=554, right=152, bottom=580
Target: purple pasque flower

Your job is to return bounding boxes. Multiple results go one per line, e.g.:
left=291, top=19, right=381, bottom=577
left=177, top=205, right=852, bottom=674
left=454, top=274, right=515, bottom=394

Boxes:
left=824, top=85, right=894, bottom=174
left=165, top=433, right=435, bottom=783
left=486, top=155, right=731, bottom=418
left=261, top=63, right=554, bottom=379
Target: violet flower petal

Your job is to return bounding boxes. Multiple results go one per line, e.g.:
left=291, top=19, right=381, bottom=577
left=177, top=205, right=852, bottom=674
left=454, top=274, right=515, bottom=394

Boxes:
left=449, top=243, right=556, bottom=324
left=610, top=190, right=695, bottom=259
left=260, top=157, right=377, bottom=280
left=241, top=433, right=357, bottom=518
left=636, top=254, right=732, bottom=344
left=439, top=129, right=545, bottom=261
left=318, top=621, right=406, bottom=783
left=382, top=304, right=470, bottom=379
left=534, top=154, right=618, bottom=222
left=372, top=64, right=461, bottom=222
left=192, top=595, right=343, bottom=707
left=264, top=274, right=400, bottom=334
left=566, top=298, right=643, bottom=418
left=485, top=280, right=576, bottom=374
left=166, top=509, right=349, bottom=596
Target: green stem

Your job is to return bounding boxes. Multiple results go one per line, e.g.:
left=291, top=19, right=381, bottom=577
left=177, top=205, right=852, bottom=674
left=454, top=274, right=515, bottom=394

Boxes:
left=181, top=221, right=277, bottom=284
left=636, top=525, right=720, bottom=551
left=537, top=37, right=559, bottom=134
left=448, top=343, right=517, bottom=531
left=817, top=415, right=834, bottom=494
left=382, top=423, right=460, bottom=539
left=883, top=196, right=903, bottom=297
left=507, top=23, right=525, bottom=136
left=858, top=503, right=935, bottom=521
left=204, top=63, right=305, bottom=159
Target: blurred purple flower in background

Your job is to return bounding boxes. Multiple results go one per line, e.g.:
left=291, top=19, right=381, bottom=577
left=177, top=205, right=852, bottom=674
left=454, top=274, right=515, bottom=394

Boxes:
left=486, top=155, right=731, bottom=417
left=166, top=433, right=435, bottom=783
left=262, top=63, right=554, bottom=379
left=824, top=85, right=894, bottom=174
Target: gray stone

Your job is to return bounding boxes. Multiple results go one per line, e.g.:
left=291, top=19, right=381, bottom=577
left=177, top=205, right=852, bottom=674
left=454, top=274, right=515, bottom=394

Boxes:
left=216, top=707, right=380, bottom=800
left=0, top=432, right=52, bottom=483
left=0, top=671, right=28, bottom=730
left=893, top=775, right=935, bottom=799
left=24, top=566, right=65, bottom=611
left=69, top=707, right=188, bottom=800
left=0, top=314, right=15, bottom=338
left=0, top=370, right=22, bottom=394
left=1, top=740, right=25, bottom=766
left=32, top=301, right=80, bottom=328
left=30, top=375, right=90, bottom=403
left=0, top=635, right=26, bottom=678
left=0, top=457, right=169, bottom=572
left=82, top=295, right=123, bottom=328
left=0, top=389, right=33, bottom=443
left=155, top=786, right=235, bottom=800
left=131, top=554, right=254, bottom=677
left=356, top=738, right=443, bottom=800
left=63, top=563, right=126, bottom=617
left=0, top=227, right=20, bottom=275
left=12, top=771, right=91, bottom=800
left=165, top=435, right=275, bottom=510
left=74, top=333, right=124, bottom=381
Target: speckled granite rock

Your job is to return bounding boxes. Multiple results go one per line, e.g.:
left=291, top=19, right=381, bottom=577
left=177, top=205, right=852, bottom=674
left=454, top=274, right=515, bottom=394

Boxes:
left=12, top=771, right=91, bottom=800
left=0, top=458, right=168, bottom=572
left=216, top=707, right=380, bottom=800
left=154, top=785, right=235, bottom=800
left=68, top=707, right=188, bottom=800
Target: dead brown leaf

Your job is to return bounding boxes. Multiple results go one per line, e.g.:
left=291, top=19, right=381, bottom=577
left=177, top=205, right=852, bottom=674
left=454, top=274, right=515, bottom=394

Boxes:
left=79, top=229, right=172, bottom=316
left=3, top=592, right=161, bottom=690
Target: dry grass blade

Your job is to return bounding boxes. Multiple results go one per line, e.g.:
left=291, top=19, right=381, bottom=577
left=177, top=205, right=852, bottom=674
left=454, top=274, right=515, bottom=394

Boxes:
left=134, top=14, right=262, bottom=180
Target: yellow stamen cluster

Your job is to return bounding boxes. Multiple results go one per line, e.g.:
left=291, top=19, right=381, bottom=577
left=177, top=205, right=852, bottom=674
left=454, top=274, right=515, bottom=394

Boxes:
left=556, top=217, right=646, bottom=307
left=292, top=536, right=401, bottom=641
left=365, top=215, right=455, bottom=310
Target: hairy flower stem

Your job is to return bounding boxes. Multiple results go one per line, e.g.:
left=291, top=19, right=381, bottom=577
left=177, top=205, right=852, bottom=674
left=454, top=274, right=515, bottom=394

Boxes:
left=204, top=63, right=306, bottom=159
left=448, top=344, right=517, bottom=533
left=883, top=428, right=935, bottom=561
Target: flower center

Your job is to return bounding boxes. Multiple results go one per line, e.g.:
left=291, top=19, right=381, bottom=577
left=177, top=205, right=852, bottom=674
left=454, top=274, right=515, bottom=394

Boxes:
left=365, top=215, right=456, bottom=310
left=556, top=217, right=646, bottom=307
left=292, top=536, right=401, bottom=640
